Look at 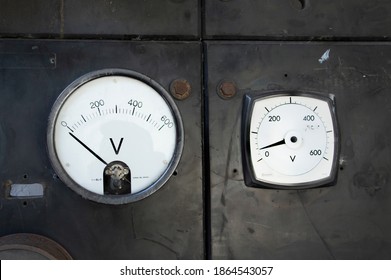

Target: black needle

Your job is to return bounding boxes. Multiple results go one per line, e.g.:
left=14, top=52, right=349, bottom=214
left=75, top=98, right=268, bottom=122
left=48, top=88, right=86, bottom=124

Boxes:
left=259, top=139, right=286, bottom=150
left=69, top=132, right=108, bottom=165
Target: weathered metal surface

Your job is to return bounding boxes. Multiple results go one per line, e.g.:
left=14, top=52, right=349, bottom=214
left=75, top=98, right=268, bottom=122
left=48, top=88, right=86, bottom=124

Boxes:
left=0, top=39, right=203, bottom=259
left=0, top=0, right=199, bottom=38
left=205, top=0, right=391, bottom=39
left=206, top=41, right=391, bottom=259
left=1, top=0, right=391, bottom=261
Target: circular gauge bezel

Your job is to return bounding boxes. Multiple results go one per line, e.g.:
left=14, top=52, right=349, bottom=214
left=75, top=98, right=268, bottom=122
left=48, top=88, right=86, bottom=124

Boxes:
left=47, top=69, right=184, bottom=204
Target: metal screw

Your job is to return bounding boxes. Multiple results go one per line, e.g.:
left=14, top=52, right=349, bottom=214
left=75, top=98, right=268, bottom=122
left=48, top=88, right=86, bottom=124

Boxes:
left=291, top=0, right=306, bottom=10
left=170, top=79, right=191, bottom=100
left=218, top=81, right=237, bottom=100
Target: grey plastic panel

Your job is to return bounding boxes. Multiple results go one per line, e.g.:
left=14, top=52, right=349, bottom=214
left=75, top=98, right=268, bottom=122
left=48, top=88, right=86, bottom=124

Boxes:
left=205, top=0, right=391, bottom=39
left=206, top=41, right=391, bottom=259
left=0, top=39, right=203, bottom=259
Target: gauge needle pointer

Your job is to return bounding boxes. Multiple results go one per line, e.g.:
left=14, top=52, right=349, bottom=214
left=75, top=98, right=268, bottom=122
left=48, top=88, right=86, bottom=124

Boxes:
left=69, top=132, right=108, bottom=165
left=259, top=139, right=286, bottom=150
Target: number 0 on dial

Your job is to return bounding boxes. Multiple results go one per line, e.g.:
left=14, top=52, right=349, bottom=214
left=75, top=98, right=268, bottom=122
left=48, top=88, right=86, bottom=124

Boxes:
left=241, top=91, right=339, bottom=189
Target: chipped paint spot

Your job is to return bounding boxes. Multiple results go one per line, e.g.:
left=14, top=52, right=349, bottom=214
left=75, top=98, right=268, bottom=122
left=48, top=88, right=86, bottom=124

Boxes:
left=318, top=49, right=331, bottom=64
left=10, top=183, right=44, bottom=197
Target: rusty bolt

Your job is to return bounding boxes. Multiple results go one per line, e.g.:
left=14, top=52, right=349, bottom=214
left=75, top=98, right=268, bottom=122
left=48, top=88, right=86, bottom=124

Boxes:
left=170, top=79, right=191, bottom=100
left=218, top=81, right=237, bottom=100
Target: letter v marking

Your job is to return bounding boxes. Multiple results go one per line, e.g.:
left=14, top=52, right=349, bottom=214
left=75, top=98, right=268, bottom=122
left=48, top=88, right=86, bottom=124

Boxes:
left=290, top=155, right=296, bottom=162
left=110, top=138, right=124, bottom=155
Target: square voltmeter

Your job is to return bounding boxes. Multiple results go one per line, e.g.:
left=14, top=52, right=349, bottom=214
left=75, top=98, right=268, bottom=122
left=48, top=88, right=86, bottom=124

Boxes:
left=241, top=91, right=340, bottom=189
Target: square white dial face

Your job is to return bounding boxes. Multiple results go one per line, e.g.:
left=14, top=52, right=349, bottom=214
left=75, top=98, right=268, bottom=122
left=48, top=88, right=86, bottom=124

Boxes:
left=243, top=92, right=339, bottom=188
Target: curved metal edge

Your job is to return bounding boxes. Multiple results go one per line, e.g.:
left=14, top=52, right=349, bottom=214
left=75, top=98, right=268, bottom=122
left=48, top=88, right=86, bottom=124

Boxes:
left=47, top=68, right=184, bottom=205
left=0, top=233, right=72, bottom=260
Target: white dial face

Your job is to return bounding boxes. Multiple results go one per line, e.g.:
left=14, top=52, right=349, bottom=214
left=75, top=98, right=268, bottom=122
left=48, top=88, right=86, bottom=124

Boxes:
left=249, top=95, right=336, bottom=186
left=48, top=71, right=182, bottom=202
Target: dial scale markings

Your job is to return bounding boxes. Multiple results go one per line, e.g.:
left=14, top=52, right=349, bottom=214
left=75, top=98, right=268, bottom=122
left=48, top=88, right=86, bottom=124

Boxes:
left=65, top=105, right=164, bottom=133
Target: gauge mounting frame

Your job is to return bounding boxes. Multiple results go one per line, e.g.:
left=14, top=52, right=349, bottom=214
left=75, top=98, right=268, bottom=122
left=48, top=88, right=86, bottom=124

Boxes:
left=241, top=90, right=340, bottom=190
left=47, top=68, right=184, bottom=204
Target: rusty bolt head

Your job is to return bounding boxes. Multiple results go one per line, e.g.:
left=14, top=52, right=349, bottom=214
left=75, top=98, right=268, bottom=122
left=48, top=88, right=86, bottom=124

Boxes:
left=170, top=79, right=191, bottom=100
left=218, top=81, right=237, bottom=100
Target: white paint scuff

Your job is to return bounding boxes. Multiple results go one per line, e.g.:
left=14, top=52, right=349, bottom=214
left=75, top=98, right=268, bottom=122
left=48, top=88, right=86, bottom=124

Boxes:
left=318, top=49, right=331, bottom=64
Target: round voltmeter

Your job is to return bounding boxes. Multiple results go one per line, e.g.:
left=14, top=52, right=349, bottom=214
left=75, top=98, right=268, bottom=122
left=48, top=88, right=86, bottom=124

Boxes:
left=241, top=91, right=339, bottom=189
left=47, top=69, right=183, bottom=204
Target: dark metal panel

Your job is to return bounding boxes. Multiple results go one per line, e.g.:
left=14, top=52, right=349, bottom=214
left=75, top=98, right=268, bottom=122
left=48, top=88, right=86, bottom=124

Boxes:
left=205, top=0, right=391, bottom=39
left=63, top=0, right=199, bottom=38
left=207, top=41, right=391, bottom=259
left=0, top=0, right=199, bottom=38
left=0, top=0, right=62, bottom=36
left=0, top=39, right=203, bottom=259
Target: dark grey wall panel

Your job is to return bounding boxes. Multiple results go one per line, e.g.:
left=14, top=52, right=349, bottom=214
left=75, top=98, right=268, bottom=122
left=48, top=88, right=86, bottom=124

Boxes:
left=0, top=0, right=199, bottom=38
left=63, top=0, right=199, bottom=38
left=0, top=0, right=62, bottom=36
left=0, top=39, right=203, bottom=259
left=205, top=0, right=391, bottom=39
left=206, top=42, right=391, bottom=259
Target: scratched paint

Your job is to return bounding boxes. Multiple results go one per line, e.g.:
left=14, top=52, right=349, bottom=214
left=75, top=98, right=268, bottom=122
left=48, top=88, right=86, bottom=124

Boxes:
left=318, top=49, right=331, bottom=64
